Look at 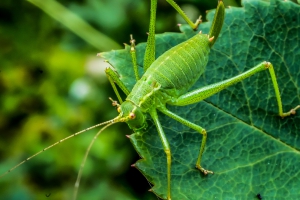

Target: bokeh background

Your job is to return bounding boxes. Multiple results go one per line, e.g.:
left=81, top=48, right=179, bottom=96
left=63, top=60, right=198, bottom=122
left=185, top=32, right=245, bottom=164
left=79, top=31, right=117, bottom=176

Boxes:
left=2, top=0, right=283, bottom=199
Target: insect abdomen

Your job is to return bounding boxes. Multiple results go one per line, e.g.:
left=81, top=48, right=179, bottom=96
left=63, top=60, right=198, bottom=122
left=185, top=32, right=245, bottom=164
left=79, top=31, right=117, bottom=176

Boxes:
left=144, top=33, right=210, bottom=96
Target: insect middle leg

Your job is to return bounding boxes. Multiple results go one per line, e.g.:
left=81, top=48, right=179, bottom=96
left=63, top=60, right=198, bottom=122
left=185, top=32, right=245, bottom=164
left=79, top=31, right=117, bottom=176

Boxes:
left=149, top=109, right=172, bottom=200
left=159, top=107, right=213, bottom=175
left=171, top=61, right=300, bottom=117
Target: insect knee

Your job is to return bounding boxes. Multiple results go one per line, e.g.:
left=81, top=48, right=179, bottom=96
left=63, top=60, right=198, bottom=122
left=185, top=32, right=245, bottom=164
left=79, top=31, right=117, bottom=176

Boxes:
left=201, top=129, right=207, bottom=136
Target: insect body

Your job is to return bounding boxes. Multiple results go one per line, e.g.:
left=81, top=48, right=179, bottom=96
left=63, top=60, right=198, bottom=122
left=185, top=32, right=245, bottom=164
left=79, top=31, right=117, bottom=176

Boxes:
left=125, top=34, right=210, bottom=120
left=1, top=1, right=299, bottom=200
left=102, top=1, right=299, bottom=199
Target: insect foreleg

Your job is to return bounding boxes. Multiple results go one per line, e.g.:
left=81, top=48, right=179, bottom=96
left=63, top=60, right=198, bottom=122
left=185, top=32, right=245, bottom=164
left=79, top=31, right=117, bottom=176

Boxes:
left=170, top=62, right=299, bottom=118
left=149, top=109, right=171, bottom=200
left=130, top=34, right=140, bottom=81
left=159, top=107, right=213, bottom=175
left=104, top=67, right=130, bottom=104
left=100, top=34, right=143, bottom=102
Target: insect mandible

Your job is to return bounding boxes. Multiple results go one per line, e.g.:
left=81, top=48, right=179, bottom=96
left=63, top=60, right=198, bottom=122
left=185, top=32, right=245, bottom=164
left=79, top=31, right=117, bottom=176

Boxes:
left=1, top=1, right=299, bottom=200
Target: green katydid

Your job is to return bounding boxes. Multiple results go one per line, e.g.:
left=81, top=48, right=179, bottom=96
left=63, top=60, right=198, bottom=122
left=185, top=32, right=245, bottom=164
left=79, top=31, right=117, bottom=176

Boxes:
left=1, top=0, right=299, bottom=200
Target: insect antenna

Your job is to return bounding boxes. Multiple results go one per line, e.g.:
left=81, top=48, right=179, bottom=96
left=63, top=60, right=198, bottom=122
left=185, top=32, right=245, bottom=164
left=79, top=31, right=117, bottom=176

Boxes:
left=72, top=119, right=118, bottom=200
left=0, top=117, right=118, bottom=179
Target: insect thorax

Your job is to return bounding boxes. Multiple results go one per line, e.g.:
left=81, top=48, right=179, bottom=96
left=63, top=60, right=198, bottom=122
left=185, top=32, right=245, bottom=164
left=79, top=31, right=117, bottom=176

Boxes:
left=126, top=75, right=162, bottom=112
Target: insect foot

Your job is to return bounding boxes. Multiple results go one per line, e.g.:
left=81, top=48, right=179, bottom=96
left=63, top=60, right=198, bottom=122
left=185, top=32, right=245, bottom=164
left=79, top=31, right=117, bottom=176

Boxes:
left=281, top=105, right=300, bottom=118
left=262, top=61, right=300, bottom=118
left=290, top=105, right=300, bottom=115
left=194, top=15, right=202, bottom=29
left=196, top=165, right=214, bottom=175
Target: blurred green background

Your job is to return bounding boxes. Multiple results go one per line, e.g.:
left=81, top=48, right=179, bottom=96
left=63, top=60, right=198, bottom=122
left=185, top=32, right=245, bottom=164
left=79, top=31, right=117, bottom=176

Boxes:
left=0, top=0, right=245, bottom=199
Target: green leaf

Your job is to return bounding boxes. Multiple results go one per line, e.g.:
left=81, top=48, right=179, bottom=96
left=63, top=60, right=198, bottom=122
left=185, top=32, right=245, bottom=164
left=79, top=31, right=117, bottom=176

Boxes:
left=101, top=0, right=300, bottom=199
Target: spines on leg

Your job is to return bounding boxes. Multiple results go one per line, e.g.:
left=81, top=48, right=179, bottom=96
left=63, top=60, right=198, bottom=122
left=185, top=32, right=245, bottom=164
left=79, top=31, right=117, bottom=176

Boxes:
left=143, top=0, right=157, bottom=72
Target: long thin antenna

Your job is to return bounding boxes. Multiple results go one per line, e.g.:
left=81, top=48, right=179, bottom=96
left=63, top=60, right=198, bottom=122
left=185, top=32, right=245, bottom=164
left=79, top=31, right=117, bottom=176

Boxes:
left=72, top=120, right=118, bottom=200
left=0, top=118, right=118, bottom=178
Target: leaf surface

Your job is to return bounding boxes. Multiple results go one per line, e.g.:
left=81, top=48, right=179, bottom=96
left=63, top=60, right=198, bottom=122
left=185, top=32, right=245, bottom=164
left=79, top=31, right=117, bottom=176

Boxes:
left=101, top=0, right=300, bottom=199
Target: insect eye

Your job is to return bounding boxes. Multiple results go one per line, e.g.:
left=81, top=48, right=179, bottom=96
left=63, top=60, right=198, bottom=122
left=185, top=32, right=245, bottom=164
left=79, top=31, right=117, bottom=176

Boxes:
left=117, top=107, right=121, bottom=113
left=129, top=112, right=136, bottom=120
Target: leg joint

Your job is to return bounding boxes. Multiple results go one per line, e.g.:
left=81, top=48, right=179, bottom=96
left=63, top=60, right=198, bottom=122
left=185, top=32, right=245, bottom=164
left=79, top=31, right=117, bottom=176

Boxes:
left=164, top=149, right=171, bottom=164
left=201, top=129, right=207, bottom=136
left=264, top=61, right=273, bottom=69
left=165, top=149, right=171, bottom=156
left=130, top=34, right=136, bottom=52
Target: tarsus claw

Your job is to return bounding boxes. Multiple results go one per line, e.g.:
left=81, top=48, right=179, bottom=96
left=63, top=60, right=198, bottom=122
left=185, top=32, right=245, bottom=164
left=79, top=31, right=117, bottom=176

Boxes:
left=196, top=165, right=214, bottom=175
